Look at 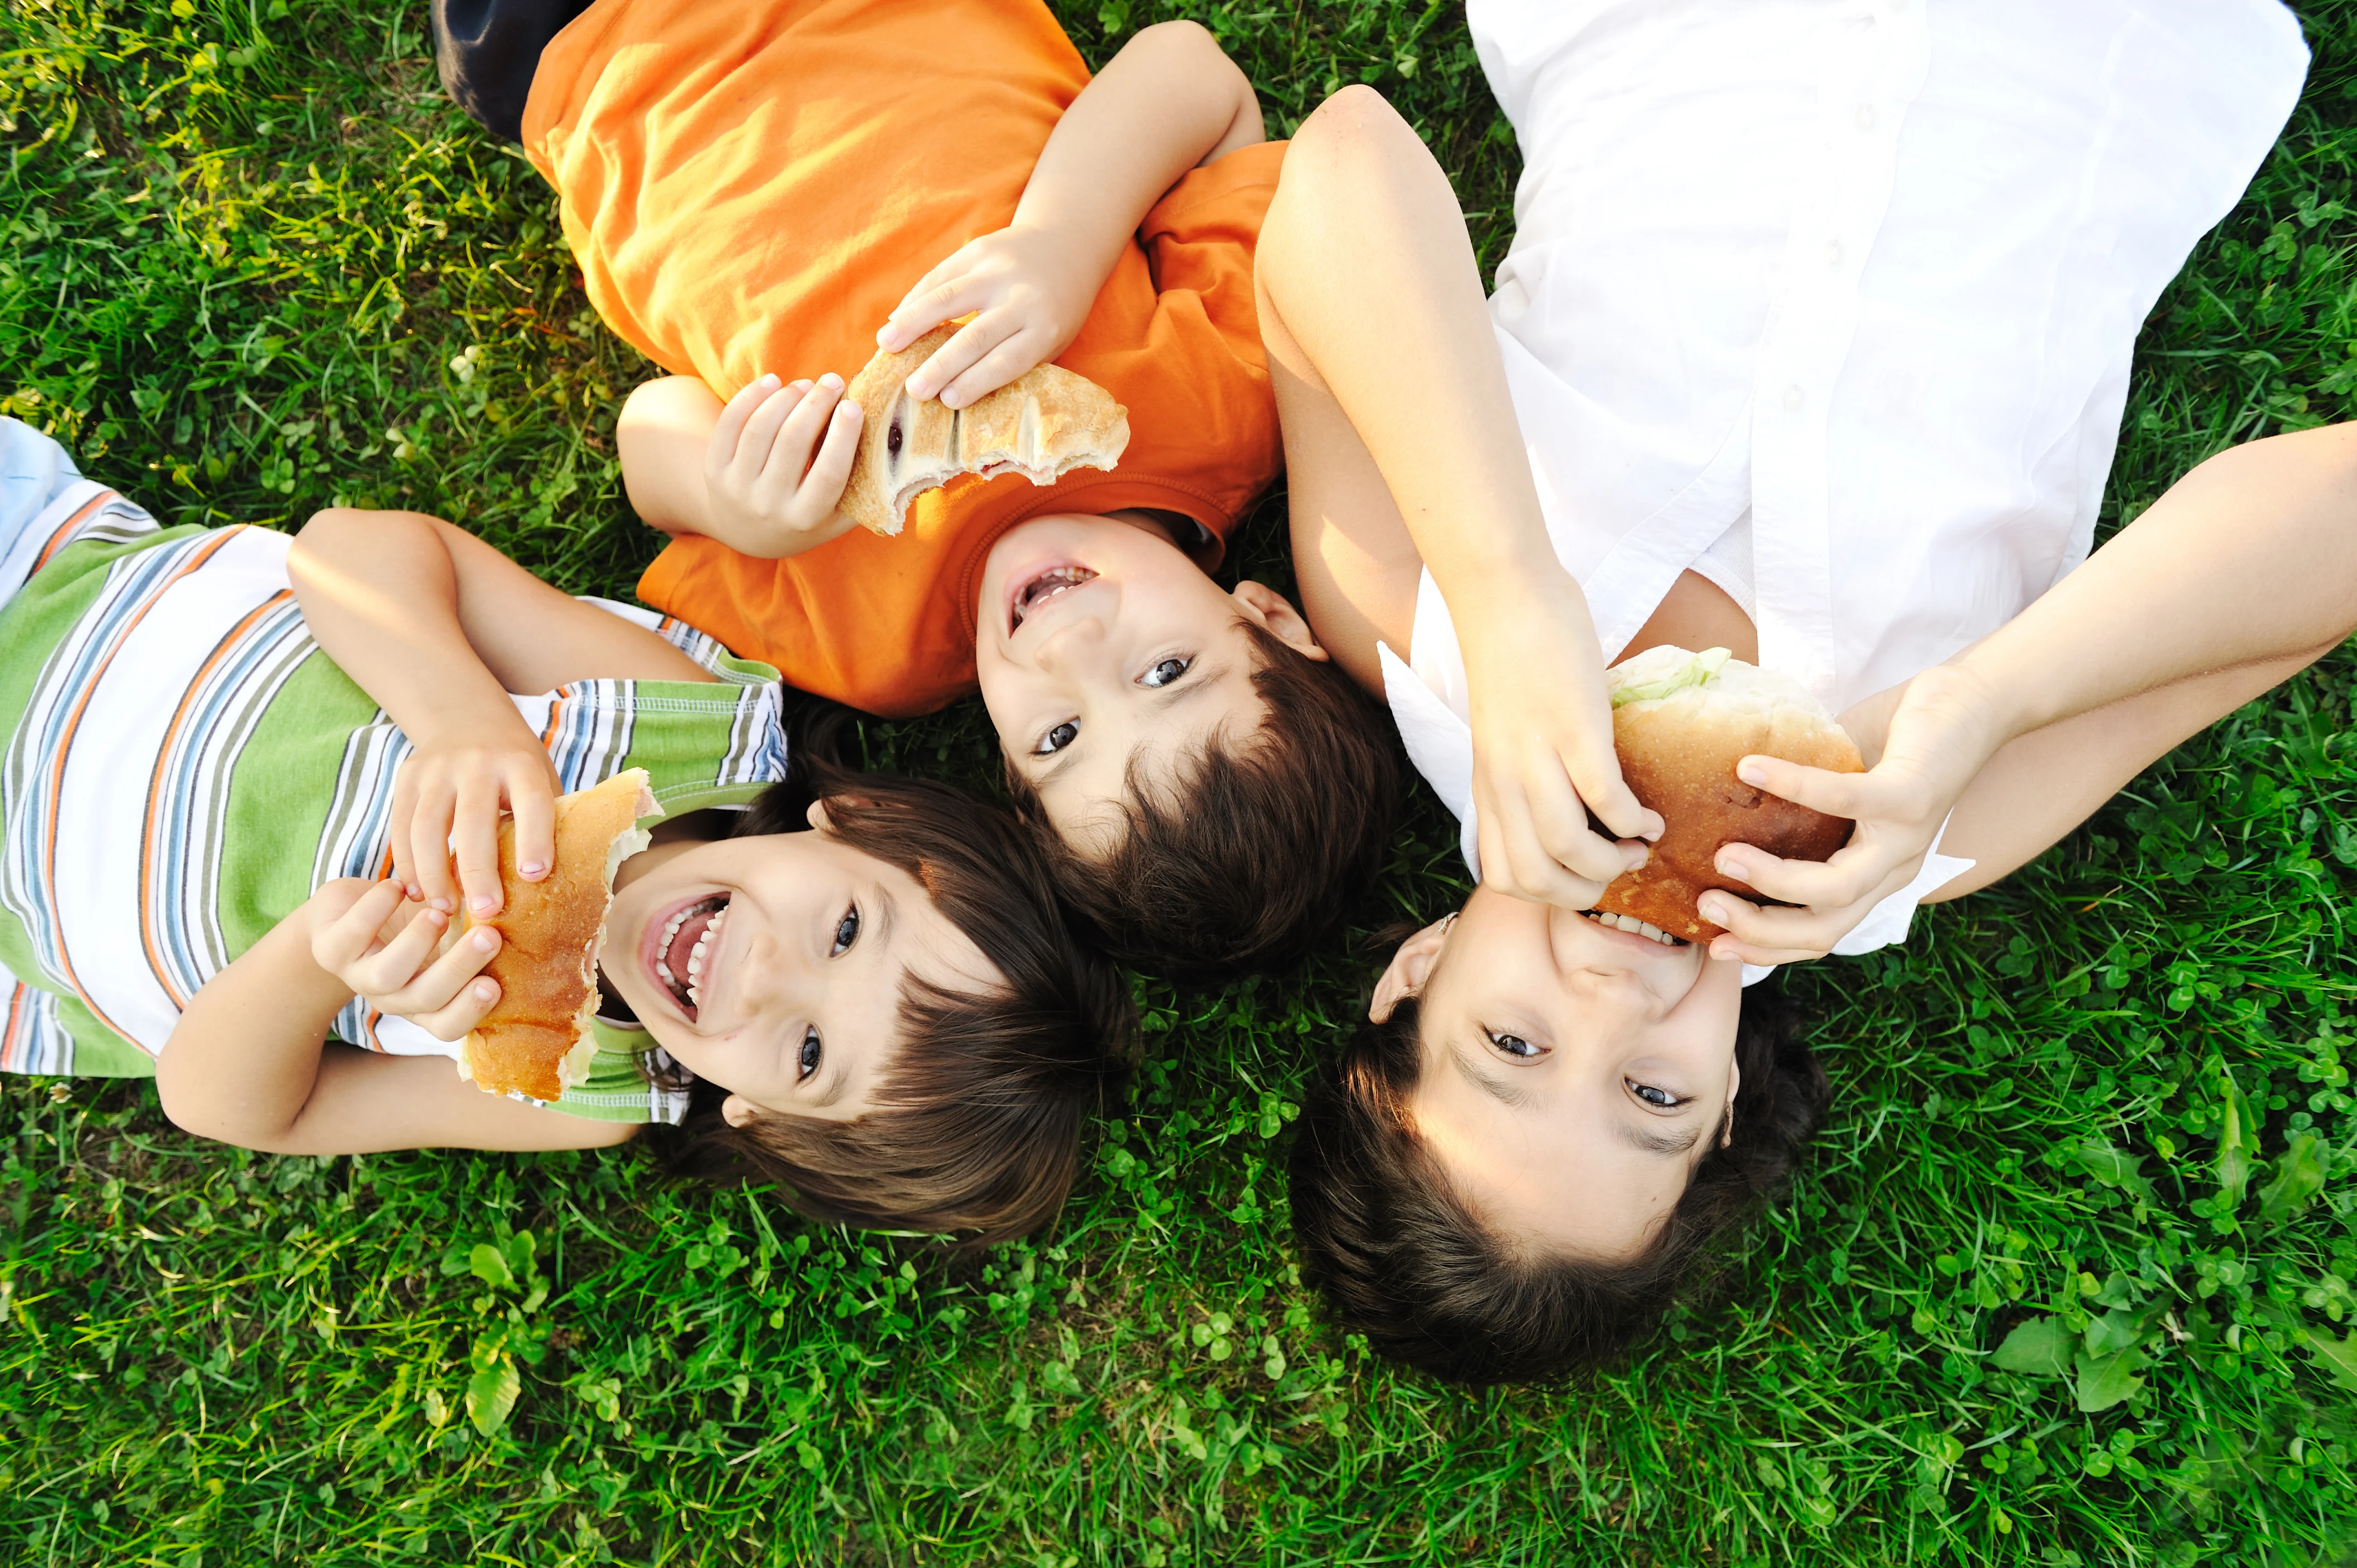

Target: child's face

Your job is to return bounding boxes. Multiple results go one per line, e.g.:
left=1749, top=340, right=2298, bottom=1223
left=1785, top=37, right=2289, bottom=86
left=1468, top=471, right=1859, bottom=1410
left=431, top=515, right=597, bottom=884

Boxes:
left=599, top=811, right=994, bottom=1126
left=1376, top=888, right=1747, bottom=1260
left=975, top=513, right=1325, bottom=853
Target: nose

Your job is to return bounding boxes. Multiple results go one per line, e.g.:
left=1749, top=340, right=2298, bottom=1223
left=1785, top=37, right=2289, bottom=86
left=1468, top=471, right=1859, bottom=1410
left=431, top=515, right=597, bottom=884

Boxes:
left=723, top=922, right=805, bottom=1019
left=1030, top=607, right=1108, bottom=674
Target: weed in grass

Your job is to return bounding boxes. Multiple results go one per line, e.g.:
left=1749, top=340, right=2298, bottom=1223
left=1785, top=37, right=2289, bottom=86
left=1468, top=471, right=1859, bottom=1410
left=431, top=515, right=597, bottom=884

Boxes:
left=4, top=1, right=2357, bottom=1564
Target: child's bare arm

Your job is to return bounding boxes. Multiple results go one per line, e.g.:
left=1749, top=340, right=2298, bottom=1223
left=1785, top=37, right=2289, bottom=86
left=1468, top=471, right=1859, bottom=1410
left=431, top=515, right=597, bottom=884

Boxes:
left=157, top=881, right=633, bottom=1154
left=1703, top=423, right=2357, bottom=964
left=879, top=20, right=1263, bottom=407
left=1255, top=87, right=1659, bottom=910
left=289, top=508, right=711, bottom=915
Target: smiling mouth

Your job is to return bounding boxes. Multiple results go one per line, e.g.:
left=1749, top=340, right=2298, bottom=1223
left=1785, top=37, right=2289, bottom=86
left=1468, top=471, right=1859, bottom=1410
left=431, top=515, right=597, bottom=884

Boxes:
left=1008, top=565, right=1098, bottom=634
left=1579, top=910, right=1687, bottom=947
left=653, top=894, right=731, bottom=1019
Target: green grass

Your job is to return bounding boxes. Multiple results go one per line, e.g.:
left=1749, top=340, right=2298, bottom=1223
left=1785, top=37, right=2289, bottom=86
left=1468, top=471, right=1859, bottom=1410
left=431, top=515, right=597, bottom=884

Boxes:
left=4, top=1, right=2357, bottom=1562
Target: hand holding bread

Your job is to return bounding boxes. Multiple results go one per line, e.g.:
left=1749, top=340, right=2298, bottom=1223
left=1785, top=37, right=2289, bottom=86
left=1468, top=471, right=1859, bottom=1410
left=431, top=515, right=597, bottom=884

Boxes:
left=1589, top=646, right=1864, bottom=943
left=1694, top=659, right=2005, bottom=966
left=694, top=373, right=868, bottom=559
left=878, top=223, right=1108, bottom=408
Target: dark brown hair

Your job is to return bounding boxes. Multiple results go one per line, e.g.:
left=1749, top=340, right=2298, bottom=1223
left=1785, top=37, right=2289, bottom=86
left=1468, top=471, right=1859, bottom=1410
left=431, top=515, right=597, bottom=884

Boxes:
left=1288, top=983, right=1826, bottom=1385
left=666, top=754, right=1135, bottom=1245
left=1010, top=619, right=1404, bottom=983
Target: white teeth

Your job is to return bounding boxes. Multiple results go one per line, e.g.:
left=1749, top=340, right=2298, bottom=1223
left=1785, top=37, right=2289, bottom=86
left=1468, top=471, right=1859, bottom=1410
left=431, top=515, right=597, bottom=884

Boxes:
left=1583, top=910, right=1679, bottom=945
left=657, top=961, right=675, bottom=983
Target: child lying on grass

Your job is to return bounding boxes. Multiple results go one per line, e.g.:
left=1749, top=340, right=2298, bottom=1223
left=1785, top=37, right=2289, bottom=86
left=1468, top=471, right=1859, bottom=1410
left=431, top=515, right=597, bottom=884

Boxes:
left=0, top=418, right=1130, bottom=1242
left=1266, top=0, right=2339, bottom=1381
left=431, top=0, right=1403, bottom=982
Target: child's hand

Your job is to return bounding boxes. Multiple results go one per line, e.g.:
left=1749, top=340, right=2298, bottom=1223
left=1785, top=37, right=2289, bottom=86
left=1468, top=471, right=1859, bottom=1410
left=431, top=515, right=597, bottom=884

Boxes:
left=390, top=718, right=560, bottom=919
left=1698, top=665, right=2005, bottom=964
left=701, top=374, right=865, bottom=556
left=1460, top=588, right=1663, bottom=909
left=306, top=878, right=505, bottom=1043
left=877, top=225, right=1100, bottom=409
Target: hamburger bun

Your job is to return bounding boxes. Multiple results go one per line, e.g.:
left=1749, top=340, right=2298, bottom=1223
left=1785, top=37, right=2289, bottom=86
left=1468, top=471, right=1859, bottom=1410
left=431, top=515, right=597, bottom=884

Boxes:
left=838, top=326, right=1130, bottom=536
left=455, top=768, right=661, bottom=1102
left=1595, top=646, right=1863, bottom=942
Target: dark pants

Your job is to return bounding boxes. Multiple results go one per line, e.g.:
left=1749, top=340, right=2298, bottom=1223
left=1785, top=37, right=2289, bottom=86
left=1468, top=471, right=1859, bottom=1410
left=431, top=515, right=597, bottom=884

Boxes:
left=431, top=0, right=598, bottom=143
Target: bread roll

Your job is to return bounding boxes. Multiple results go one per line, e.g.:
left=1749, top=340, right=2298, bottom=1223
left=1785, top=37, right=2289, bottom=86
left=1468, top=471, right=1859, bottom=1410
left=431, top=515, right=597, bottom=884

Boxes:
left=1595, top=647, right=1863, bottom=942
left=456, top=768, right=661, bottom=1102
left=838, top=326, right=1130, bottom=536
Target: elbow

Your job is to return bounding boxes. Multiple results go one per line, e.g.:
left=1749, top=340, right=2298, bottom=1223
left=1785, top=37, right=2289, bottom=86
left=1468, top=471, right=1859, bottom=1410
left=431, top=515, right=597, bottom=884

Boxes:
left=155, top=1066, right=292, bottom=1153
left=1129, top=20, right=1260, bottom=140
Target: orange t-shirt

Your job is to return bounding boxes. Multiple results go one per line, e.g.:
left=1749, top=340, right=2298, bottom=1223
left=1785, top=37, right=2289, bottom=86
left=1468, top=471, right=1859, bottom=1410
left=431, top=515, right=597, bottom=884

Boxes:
left=523, top=0, right=1286, bottom=716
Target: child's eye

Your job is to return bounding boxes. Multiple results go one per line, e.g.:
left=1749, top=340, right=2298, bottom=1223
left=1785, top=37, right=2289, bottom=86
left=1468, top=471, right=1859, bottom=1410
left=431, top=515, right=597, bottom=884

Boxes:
left=798, top=1026, right=822, bottom=1081
left=1629, top=1081, right=1687, bottom=1109
left=1035, top=720, right=1079, bottom=755
left=831, top=905, right=860, bottom=956
left=1484, top=1028, right=1542, bottom=1060
left=1141, top=657, right=1191, bottom=688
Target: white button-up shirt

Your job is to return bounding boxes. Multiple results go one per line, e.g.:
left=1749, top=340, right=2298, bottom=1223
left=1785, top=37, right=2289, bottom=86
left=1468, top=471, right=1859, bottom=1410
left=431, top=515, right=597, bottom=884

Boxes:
left=1382, top=0, right=2308, bottom=969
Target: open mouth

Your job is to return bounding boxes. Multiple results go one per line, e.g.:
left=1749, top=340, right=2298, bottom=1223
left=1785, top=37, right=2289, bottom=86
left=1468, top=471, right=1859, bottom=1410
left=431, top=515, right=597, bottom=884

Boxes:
left=651, top=893, right=731, bottom=1019
left=1578, top=909, right=1687, bottom=947
left=1008, top=565, right=1098, bottom=636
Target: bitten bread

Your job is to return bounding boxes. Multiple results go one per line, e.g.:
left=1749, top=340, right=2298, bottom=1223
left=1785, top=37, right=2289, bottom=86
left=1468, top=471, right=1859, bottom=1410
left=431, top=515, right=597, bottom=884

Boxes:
left=1594, top=647, right=1864, bottom=942
left=456, top=768, right=661, bottom=1102
left=839, top=325, right=1130, bottom=536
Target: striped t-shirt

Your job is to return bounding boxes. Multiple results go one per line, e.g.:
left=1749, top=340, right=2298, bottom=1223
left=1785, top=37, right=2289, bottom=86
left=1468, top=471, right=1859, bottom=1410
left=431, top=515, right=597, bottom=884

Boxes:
left=0, top=477, right=790, bottom=1124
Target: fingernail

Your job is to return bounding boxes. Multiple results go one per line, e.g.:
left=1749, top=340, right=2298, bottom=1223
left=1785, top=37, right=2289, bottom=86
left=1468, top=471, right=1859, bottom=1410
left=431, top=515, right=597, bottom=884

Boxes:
left=429, top=896, right=452, bottom=913
left=519, top=861, right=547, bottom=879
left=1737, top=760, right=1767, bottom=786
left=404, top=883, right=423, bottom=901
left=475, top=980, right=497, bottom=1000
left=470, top=895, right=495, bottom=916
left=759, top=372, right=779, bottom=388
left=426, top=909, right=448, bottom=929
left=474, top=929, right=497, bottom=951
left=818, top=372, right=842, bottom=391
left=1716, top=854, right=1740, bottom=877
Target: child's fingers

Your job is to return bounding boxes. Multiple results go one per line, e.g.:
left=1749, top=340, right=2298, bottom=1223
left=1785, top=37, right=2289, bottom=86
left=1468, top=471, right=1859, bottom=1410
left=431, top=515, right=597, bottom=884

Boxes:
left=758, top=375, right=846, bottom=492
left=452, top=776, right=506, bottom=919
left=881, top=264, right=984, bottom=352
left=408, top=973, right=503, bottom=1045
left=711, top=374, right=784, bottom=460
left=386, top=771, right=420, bottom=901
left=309, top=878, right=410, bottom=973
left=408, top=779, right=460, bottom=912
left=796, top=399, right=864, bottom=513
left=352, top=903, right=459, bottom=996
left=904, top=316, right=1007, bottom=405
left=399, top=921, right=502, bottom=1020
left=728, top=379, right=807, bottom=485
left=507, top=766, right=557, bottom=885
left=1738, top=754, right=1893, bottom=823
left=934, top=326, right=1049, bottom=410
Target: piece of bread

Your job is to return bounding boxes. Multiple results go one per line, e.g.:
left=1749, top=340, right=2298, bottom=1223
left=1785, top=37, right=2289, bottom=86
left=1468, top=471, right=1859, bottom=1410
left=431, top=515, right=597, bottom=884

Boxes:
left=1593, top=647, right=1864, bottom=942
left=455, top=768, right=661, bottom=1102
left=838, top=325, right=1130, bottom=536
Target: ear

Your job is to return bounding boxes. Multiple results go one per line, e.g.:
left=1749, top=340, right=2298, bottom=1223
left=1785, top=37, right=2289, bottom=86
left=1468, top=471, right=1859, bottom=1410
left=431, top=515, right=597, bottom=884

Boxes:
left=1370, top=915, right=1454, bottom=1023
left=722, top=1093, right=758, bottom=1129
left=1231, top=580, right=1330, bottom=663
left=1717, top=1051, right=1743, bottom=1151
left=805, top=800, right=832, bottom=832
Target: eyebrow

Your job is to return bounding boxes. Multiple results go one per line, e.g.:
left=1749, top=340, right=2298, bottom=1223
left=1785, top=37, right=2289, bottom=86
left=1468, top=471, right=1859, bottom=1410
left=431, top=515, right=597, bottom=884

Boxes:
left=1614, top=1119, right=1702, bottom=1156
left=1448, top=1041, right=1532, bottom=1108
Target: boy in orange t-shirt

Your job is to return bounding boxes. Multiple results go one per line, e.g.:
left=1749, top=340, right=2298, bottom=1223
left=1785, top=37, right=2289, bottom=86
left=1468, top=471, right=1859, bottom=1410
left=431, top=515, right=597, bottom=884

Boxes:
left=443, top=0, right=1402, bottom=980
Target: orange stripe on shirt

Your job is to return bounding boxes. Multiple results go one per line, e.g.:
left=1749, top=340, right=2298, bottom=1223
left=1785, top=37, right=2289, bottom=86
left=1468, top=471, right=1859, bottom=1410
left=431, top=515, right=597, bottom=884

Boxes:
left=135, top=590, right=294, bottom=1009
left=37, top=528, right=246, bottom=1050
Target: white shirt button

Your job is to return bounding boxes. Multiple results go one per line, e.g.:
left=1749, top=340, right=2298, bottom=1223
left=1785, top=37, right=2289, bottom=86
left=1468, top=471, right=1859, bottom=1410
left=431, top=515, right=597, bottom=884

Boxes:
left=1825, top=239, right=1845, bottom=268
left=1855, top=104, right=1877, bottom=131
left=1782, top=385, right=1805, bottom=411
